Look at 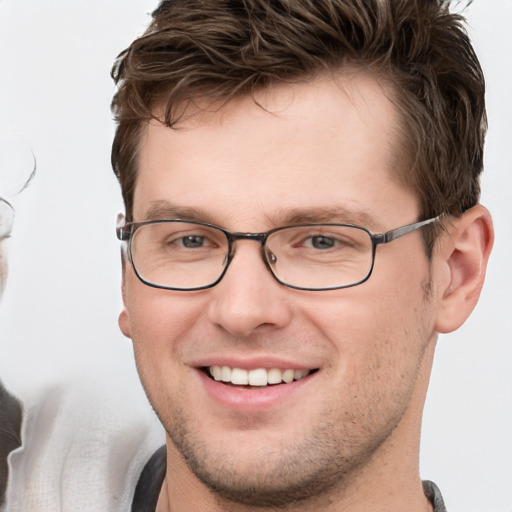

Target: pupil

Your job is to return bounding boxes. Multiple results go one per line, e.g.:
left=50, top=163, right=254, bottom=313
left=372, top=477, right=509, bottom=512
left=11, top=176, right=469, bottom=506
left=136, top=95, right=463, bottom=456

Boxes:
left=312, top=236, right=334, bottom=249
left=183, top=236, right=204, bottom=248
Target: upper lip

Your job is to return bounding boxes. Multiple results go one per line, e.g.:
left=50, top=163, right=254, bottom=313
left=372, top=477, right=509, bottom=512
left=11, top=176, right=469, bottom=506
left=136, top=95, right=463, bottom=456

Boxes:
left=191, top=355, right=320, bottom=371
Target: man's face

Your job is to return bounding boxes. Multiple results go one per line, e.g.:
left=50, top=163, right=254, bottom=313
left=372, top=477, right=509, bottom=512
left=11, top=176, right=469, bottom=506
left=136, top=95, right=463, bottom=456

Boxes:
left=120, top=74, right=440, bottom=505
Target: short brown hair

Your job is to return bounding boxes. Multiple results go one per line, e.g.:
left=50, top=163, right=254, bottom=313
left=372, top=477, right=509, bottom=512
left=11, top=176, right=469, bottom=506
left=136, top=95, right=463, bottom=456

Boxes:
left=111, top=0, right=486, bottom=251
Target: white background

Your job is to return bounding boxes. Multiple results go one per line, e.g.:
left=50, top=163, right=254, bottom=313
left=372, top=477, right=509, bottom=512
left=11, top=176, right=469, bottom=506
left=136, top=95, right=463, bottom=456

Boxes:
left=0, top=1, right=511, bottom=510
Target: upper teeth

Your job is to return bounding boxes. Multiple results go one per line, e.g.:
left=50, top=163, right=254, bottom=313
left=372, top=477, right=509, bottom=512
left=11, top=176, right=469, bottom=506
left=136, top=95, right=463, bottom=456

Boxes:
left=209, top=366, right=310, bottom=386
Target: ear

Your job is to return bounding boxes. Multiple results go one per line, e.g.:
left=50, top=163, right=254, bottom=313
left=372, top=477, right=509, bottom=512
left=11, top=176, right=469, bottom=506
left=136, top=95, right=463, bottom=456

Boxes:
left=118, top=248, right=132, bottom=339
left=434, top=205, right=494, bottom=333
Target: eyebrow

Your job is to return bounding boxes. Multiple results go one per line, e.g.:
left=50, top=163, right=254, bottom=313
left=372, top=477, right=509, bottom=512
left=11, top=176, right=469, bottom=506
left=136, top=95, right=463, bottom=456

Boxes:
left=141, top=200, right=382, bottom=231
left=274, top=206, right=381, bottom=230
left=142, top=202, right=216, bottom=223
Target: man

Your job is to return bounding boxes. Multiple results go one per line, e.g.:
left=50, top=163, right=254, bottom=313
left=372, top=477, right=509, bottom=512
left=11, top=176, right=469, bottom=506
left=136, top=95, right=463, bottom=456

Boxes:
left=0, top=197, right=23, bottom=508
left=111, top=1, right=494, bottom=510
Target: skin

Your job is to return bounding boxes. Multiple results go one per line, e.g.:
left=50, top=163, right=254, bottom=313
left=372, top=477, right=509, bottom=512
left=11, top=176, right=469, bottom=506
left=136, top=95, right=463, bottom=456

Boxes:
left=0, top=199, right=13, bottom=297
left=0, top=247, right=6, bottom=297
left=119, top=74, right=493, bottom=511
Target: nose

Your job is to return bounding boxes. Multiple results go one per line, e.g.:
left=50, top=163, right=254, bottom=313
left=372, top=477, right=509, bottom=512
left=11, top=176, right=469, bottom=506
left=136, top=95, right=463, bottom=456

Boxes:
left=207, top=240, right=293, bottom=337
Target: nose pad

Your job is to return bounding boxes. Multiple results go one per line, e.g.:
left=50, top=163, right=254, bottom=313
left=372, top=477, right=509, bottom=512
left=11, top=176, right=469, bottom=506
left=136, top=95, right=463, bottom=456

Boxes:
left=266, top=249, right=277, bottom=265
left=222, top=242, right=236, bottom=267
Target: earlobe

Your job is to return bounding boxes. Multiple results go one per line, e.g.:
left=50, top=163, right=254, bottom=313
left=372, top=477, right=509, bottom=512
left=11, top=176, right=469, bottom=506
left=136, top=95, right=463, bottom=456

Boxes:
left=119, top=307, right=132, bottom=339
left=434, top=205, right=494, bottom=333
left=119, top=249, right=132, bottom=339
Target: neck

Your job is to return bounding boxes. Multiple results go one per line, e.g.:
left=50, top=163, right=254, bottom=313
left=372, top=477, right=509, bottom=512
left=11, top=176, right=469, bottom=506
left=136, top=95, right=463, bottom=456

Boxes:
left=157, top=445, right=433, bottom=512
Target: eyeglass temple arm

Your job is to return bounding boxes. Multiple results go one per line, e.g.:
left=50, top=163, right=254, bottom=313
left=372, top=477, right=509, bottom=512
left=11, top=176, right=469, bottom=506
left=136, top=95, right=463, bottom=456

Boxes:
left=378, top=215, right=442, bottom=244
left=116, top=213, right=131, bottom=241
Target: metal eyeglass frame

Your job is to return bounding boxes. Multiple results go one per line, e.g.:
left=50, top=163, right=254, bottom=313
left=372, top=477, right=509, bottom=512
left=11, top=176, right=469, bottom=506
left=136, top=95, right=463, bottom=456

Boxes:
left=0, top=197, right=14, bottom=240
left=116, top=214, right=442, bottom=291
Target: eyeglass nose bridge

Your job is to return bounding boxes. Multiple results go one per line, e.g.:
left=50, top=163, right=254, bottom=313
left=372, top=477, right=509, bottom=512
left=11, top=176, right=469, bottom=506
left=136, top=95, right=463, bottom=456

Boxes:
left=223, top=231, right=278, bottom=279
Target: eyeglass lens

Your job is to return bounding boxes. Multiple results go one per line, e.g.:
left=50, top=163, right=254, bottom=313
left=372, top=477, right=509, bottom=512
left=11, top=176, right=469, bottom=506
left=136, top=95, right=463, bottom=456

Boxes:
left=129, top=221, right=374, bottom=290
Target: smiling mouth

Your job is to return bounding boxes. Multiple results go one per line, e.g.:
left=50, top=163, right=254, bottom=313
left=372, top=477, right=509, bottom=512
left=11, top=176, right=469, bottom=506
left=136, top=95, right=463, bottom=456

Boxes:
left=203, top=366, right=318, bottom=387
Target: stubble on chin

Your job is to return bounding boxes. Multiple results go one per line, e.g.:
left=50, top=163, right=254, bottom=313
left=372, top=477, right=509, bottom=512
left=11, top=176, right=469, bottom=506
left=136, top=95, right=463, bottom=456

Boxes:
left=158, top=398, right=400, bottom=510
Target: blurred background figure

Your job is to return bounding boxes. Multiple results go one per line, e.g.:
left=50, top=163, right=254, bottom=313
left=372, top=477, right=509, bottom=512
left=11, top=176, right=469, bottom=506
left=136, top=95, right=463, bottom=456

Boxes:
left=0, top=136, right=35, bottom=298
left=0, top=197, right=14, bottom=294
left=0, top=135, right=159, bottom=511
left=0, top=138, right=35, bottom=508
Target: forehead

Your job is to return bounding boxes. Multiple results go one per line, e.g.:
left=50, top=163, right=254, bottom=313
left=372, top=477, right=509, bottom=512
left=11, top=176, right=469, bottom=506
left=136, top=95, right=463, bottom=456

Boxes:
left=134, top=73, right=416, bottom=229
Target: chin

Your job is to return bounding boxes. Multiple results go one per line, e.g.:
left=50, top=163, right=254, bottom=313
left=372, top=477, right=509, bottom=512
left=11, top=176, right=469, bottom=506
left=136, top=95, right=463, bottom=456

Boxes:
left=163, top=408, right=386, bottom=508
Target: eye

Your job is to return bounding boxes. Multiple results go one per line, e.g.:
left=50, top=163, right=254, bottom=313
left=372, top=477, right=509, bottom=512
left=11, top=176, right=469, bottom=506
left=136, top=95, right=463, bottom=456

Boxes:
left=309, top=235, right=336, bottom=250
left=275, top=227, right=359, bottom=253
left=165, top=228, right=224, bottom=250
left=301, top=234, right=351, bottom=250
left=179, top=235, right=207, bottom=248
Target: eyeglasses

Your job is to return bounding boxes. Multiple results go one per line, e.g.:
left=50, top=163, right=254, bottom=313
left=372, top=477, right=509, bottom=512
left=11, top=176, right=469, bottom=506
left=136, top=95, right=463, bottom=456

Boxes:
left=0, top=198, right=14, bottom=240
left=116, top=214, right=441, bottom=291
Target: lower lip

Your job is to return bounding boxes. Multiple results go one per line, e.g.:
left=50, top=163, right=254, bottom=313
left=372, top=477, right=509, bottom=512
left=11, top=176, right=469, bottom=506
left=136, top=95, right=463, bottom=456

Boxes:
left=197, top=370, right=313, bottom=413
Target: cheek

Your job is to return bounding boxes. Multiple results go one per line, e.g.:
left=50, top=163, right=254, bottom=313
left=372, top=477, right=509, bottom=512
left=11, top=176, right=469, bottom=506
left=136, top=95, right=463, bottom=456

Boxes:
left=301, top=259, right=434, bottom=372
left=124, top=273, right=206, bottom=359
